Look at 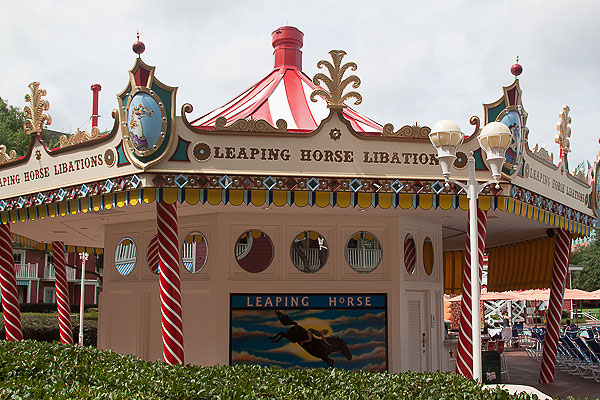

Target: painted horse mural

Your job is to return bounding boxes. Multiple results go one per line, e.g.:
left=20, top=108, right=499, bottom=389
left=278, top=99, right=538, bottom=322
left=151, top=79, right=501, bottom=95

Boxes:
left=129, top=103, right=154, bottom=151
left=269, top=310, right=352, bottom=367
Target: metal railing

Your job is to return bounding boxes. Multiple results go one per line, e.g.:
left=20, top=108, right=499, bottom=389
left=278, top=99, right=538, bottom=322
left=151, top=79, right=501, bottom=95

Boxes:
left=345, top=248, right=382, bottom=271
left=291, top=248, right=324, bottom=272
left=44, top=264, right=77, bottom=281
left=15, top=263, right=38, bottom=279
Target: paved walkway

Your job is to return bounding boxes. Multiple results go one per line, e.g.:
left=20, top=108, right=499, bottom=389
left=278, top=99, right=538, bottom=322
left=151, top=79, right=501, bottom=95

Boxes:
left=503, top=349, right=600, bottom=399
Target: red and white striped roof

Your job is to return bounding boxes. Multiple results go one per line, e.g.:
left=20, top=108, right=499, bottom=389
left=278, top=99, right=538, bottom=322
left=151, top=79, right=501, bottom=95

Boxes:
left=190, top=27, right=383, bottom=135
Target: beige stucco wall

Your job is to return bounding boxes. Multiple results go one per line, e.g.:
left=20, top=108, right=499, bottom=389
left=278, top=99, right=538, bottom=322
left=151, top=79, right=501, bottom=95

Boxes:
left=98, top=210, right=444, bottom=373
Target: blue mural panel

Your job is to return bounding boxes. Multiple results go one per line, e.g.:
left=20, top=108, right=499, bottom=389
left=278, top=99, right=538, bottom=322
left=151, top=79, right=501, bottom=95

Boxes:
left=230, top=294, right=387, bottom=371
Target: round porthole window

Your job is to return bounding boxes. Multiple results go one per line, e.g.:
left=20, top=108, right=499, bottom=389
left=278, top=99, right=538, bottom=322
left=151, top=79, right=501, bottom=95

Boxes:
left=345, top=231, right=382, bottom=273
left=404, top=234, right=416, bottom=275
left=182, top=231, right=208, bottom=273
left=115, top=237, right=137, bottom=276
left=290, top=230, right=328, bottom=273
left=423, top=236, right=434, bottom=276
left=235, top=229, right=274, bottom=273
left=147, top=235, right=159, bottom=274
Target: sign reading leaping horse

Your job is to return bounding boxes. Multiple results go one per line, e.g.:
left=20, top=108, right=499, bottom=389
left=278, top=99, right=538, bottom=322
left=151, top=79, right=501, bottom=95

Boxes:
left=230, top=294, right=387, bottom=371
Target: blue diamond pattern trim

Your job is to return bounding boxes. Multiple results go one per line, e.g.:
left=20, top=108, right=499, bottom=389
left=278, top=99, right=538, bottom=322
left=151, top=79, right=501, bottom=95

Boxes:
left=524, top=191, right=531, bottom=202
left=104, top=179, right=114, bottom=193
left=17, top=196, right=25, bottom=208
left=219, top=175, right=232, bottom=189
left=349, top=179, right=362, bottom=192
left=0, top=200, right=6, bottom=211
left=175, top=174, right=189, bottom=188
left=130, top=175, right=141, bottom=189
left=510, top=186, right=518, bottom=198
left=431, top=181, right=444, bottom=194
left=80, top=184, right=90, bottom=197
left=263, top=176, right=276, bottom=190
left=57, top=188, right=67, bottom=201
left=306, top=177, right=320, bottom=191
left=390, top=180, right=404, bottom=193
left=36, top=193, right=46, bottom=204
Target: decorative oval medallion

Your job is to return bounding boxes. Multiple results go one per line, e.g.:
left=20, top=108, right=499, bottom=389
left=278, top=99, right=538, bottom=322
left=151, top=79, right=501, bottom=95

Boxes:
left=127, top=91, right=164, bottom=154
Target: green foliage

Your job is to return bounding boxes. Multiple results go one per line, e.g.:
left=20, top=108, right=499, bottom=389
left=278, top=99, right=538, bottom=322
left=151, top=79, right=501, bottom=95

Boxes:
left=0, top=340, right=546, bottom=399
left=0, top=97, right=61, bottom=156
left=0, top=313, right=97, bottom=346
left=0, top=97, right=29, bottom=156
left=571, top=229, right=600, bottom=292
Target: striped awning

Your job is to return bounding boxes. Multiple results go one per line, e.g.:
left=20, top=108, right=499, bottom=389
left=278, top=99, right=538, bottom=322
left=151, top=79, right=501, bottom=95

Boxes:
left=190, top=64, right=382, bottom=134
left=116, top=262, right=135, bottom=276
left=487, top=235, right=556, bottom=292
left=11, top=233, right=103, bottom=255
left=1, top=188, right=592, bottom=238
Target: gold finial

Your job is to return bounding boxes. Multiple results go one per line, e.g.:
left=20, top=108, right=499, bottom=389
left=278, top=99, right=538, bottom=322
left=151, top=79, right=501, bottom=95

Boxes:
left=310, top=50, right=362, bottom=108
left=23, top=81, right=52, bottom=135
left=0, top=145, right=16, bottom=165
left=555, top=105, right=571, bottom=157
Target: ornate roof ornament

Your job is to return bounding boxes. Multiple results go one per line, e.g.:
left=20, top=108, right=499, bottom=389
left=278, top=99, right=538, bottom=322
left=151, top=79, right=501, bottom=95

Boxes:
left=555, top=105, right=571, bottom=158
left=532, top=143, right=554, bottom=164
left=382, top=122, right=431, bottom=139
left=213, top=116, right=288, bottom=133
left=23, top=82, right=52, bottom=135
left=310, top=50, right=362, bottom=108
left=59, top=126, right=101, bottom=148
left=0, top=145, right=17, bottom=165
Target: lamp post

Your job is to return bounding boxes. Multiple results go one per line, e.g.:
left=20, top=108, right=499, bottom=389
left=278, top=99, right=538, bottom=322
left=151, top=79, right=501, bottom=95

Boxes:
left=429, top=120, right=512, bottom=381
left=78, top=251, right=89, bottom=346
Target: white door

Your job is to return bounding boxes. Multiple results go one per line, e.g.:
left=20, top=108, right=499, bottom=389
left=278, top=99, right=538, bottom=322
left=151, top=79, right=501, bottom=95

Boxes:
left=406, top=291, right=428, bottom=372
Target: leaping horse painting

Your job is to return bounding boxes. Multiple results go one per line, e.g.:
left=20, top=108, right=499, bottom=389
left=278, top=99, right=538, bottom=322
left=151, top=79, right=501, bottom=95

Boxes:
left=269, top=310, right=352, bottom=367
left=129, top=103, right=154, bottom=151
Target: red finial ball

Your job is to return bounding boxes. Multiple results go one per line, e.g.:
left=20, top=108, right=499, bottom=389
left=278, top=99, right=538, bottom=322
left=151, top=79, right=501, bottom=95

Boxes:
left=132, top=31, right=145, bottom=56
left=511, top=56, right=522, bottom=77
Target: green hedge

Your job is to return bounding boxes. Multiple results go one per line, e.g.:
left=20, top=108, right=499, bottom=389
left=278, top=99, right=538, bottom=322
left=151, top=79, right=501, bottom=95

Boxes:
left=0, top=341, right=551, bottom=399
left=0, top=313, right=97, bottom=346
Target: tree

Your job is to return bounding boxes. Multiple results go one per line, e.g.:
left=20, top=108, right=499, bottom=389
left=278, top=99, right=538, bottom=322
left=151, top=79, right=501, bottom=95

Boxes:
left=0, top=97, right=29, bottom=156
left=571, top=229, right=600, bottom=292
left=0, top=97, right=61, bottom=156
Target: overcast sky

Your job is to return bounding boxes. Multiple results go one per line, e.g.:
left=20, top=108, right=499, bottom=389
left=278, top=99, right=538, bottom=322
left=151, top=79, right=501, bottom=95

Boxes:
left=1, top=0, right=598, bottom=169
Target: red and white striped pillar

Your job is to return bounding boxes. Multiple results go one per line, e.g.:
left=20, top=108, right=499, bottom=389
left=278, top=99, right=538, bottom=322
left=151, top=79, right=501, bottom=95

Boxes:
left=0, top=223, right=22, bottom=341
left=539, top=229, right=571, bottom=383
left=157, top=201, right=184, bottom=365
left=52, top=241, right=73, bottom=344
left=456, top=208, right=487, bottom=379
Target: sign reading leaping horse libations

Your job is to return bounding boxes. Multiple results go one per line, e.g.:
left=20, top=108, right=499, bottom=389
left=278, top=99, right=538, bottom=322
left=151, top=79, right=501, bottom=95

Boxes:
left=230, top=294, right=387, bottom=371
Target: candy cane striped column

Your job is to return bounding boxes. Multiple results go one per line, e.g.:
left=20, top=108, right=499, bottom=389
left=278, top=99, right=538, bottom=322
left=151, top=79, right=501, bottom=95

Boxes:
left=0, top=223, right=22, bottom=341
left=52, top=241, right=73, bottom=344
left=456, top=208, right=487, bottom=379
left=539, top=229, right=571, bottom=383
left=157, top=201, right=184, bottom=365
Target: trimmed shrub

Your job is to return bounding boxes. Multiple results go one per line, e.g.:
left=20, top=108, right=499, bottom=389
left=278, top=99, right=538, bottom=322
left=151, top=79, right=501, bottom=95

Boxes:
left=0, top=314, right=97, bottom=346
left=0, top=340, right=548, bottom=399
left=14, top=303, right=98, bottom=314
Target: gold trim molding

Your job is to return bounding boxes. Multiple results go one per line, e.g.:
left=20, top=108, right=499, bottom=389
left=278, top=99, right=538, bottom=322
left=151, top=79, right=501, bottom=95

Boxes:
left=24, top=82, right=52, bottom=135
left=214, top=116, right=288, bottom=133
left=532, top=144, right=554, bottom=164
left=59, top=126, right=101, bottom=148
left=555, top=105, right=571, bottom=156
left=382, top=122, right=431, bottom=139
left=310, top=50, right=362, bottom=108
left=0, top=145, right=17, bottom=165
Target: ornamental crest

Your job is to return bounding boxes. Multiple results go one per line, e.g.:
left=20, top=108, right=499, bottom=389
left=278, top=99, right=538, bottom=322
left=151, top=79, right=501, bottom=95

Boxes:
left=116, top=58, right=177, bottom=169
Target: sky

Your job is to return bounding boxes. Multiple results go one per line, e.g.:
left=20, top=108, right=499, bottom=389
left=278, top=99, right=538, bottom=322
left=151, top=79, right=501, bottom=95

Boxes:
left=1, top=0, right=598, bottom=169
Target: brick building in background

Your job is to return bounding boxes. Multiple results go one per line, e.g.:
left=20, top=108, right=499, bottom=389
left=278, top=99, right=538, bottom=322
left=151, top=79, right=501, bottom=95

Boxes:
left=12, top=239, right=102, bottom=306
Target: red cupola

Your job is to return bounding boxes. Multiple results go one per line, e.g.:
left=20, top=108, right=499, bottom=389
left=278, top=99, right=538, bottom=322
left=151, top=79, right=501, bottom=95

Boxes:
left=272, top=26, right=304, bottom=70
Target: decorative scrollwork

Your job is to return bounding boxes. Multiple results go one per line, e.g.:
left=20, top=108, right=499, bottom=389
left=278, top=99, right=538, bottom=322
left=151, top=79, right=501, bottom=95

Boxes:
left=23, top=82, right=52, bottom=135
left=310, top=50, right=362, bottom=108
left=59, top=126, right=101, bottom=148
left=0, top=145, right=17, bottom=165
left=381, top=122, right=431, bottom=139
left=555, top=105, right=571, bottom=156
left=532, top=143, right=554, bottom=164
left=214, top=116, right=288, bottom=133
left=469, top=116, right=480, bottom=135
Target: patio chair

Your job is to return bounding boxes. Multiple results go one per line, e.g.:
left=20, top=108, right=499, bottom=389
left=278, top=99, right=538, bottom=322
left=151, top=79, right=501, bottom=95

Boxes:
left=496, top=340, right=510, bottom=382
